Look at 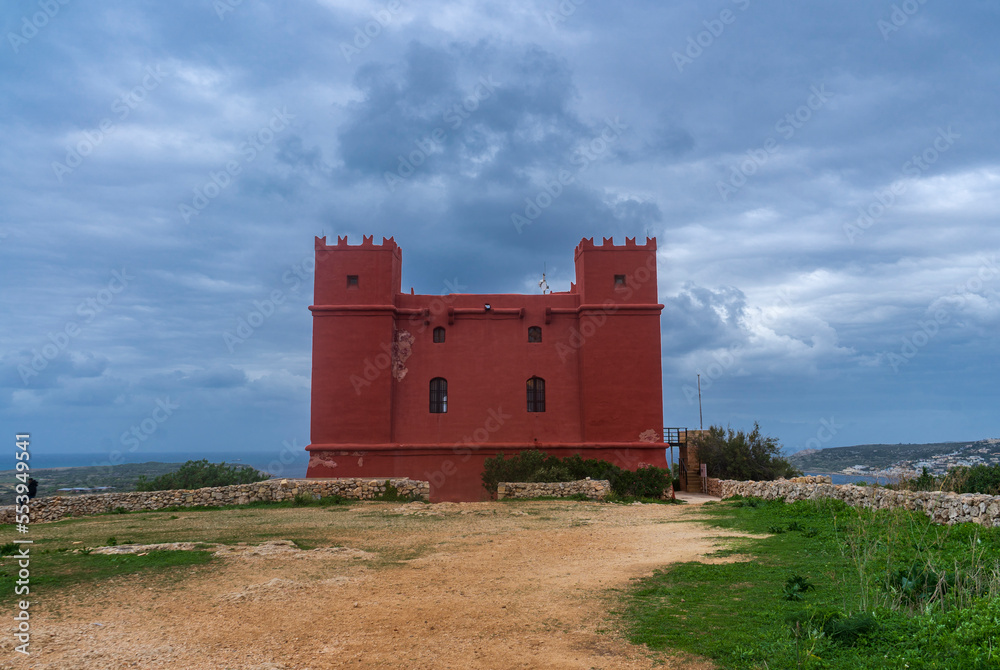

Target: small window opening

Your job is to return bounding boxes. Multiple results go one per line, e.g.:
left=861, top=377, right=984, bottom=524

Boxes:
left=614, top=274, right=626, bottom=287
left=527, top=377, right=546, bottom=412
left=430, top=378, right=448, bottom=413
left=347, top=275, right=359, bottom=288
left=484, top=303, right=491, bottom=310
left=433, top=327, right=446, bottom=343
left=528, top=326, right=542, bottom=343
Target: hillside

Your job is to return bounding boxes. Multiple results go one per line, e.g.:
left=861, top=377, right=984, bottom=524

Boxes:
left=0, top=461, right=187, bottom=501
left=789, top=439, right=1000, bottom=474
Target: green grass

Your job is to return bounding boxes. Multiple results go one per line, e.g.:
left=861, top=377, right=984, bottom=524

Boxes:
left=619, top=496, right=1000, bottom=669
left=98, top=493, right=354, bottom=515
left=499, top=493, right=595, bottom=502
left=496, top=493, right=684, bottom=504
left=0, top=550, right=214, bottom=603
left=606, top=493, right=686, bottom=505
left=0, top=499, right=440, bottom=602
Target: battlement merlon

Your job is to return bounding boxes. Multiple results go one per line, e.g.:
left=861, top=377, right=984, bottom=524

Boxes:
left=315, top=235, right=402, bottom=256
left=573, top=236, right=656, bottom=259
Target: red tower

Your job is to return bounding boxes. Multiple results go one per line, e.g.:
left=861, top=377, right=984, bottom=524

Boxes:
left=306, top=235, right=667, bottom=501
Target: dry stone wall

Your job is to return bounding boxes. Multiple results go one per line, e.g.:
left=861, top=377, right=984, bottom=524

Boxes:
left=719, top=477, right=1000, bottom=527
left=497, top=479, right=609, bottom=500
left=0, top=478, right=429, bottom=524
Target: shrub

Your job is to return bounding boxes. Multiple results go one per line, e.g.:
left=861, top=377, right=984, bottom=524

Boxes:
left=782, top=574, right=815, bottom=601
left=374, top=482, right=412, bottom=502
left=481, top=450, right=671, bottom=499
left=692, top=423, right=799, bottom=481
left=134, top=459, right=269, bottom=491
left=613, top=466, right=671, bottom=498
left=292, top=492, right=321, bottom=506
left=943, top=464, right=1000, bottom=495
left=885, top=562, right=955, bottom=606
left=787, top=608, right=878, bottom=646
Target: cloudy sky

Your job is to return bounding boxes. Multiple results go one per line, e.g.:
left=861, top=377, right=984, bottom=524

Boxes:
left=2, top=0, right=998, bottom=471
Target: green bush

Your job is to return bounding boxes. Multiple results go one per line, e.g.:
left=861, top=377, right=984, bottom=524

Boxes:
left=943, top=464, right=1000, bottom=495
left=612, top=465, right=671, bottom=498
left=374, top=481, right=421, bottom=502
left=481, top=450, right=671, bottom=498
left=134, top=459, right=269, bottom=492
left=692, top=422, right=799, bottom=481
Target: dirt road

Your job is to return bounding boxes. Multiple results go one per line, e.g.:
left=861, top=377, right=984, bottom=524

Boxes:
left=11, top=496, right=737, bottom=669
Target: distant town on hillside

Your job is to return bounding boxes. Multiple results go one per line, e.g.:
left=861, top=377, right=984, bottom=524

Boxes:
left=789, top=438, right=1000, bottom=478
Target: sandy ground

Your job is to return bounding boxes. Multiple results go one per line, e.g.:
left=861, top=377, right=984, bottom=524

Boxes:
left=4, top=495, right=740, bottom=669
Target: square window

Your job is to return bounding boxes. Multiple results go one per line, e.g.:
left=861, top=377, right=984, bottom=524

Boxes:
left=614, top=274, right=626, bottom=286
left=347, top=275, right=359, bottom=288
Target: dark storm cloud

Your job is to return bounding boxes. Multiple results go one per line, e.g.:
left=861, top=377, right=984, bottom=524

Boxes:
left=661, top=283, right=748, bottom=354
left=336, top=40, right=593, bottom=185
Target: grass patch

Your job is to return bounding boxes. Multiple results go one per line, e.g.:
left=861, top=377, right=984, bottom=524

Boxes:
left=606, top=493, right=686, bottom=505
left=0, top=550, right=214, bottom=603
left=90, top=493, right=357, bottom=516
left=499, top=493, right=594, bottom=502
left=619, top=496, right=1000, bottom=669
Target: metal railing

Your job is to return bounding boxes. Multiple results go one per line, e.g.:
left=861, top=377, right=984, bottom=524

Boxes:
left=663, top=427, right=687, bottom=446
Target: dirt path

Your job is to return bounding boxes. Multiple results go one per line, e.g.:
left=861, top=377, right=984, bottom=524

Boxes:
left=9, top=497, right=739, bottom=669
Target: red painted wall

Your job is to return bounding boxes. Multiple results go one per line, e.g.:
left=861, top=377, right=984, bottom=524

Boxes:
left=306, top=235, right=666, bottom=501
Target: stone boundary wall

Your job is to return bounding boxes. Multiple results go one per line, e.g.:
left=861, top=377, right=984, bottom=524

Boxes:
left=0, top=478, right=430, bottom=524
left=707, top=475, right=827, bottom=498
left=719, top=478, right=1000, bottom=527
left=497, top=479, right=610, bottom=500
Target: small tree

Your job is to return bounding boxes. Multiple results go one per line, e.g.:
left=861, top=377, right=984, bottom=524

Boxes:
left=135, top=459, right=269, bottom=491
left=692, top=423, right=799, bottom=481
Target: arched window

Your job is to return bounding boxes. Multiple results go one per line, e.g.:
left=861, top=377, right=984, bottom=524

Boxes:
left=429, top=378, right=448, bottom=413
left=433, top=327, right=446, bottom=343
left=526, top=377, right=545, bottom=412
left=528, top=326, right=542, bottom=343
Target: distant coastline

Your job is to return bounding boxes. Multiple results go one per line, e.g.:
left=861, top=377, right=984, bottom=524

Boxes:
left=20, top=451, right=309, bottom=478
left=802, top=471, right=875, bottom=485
